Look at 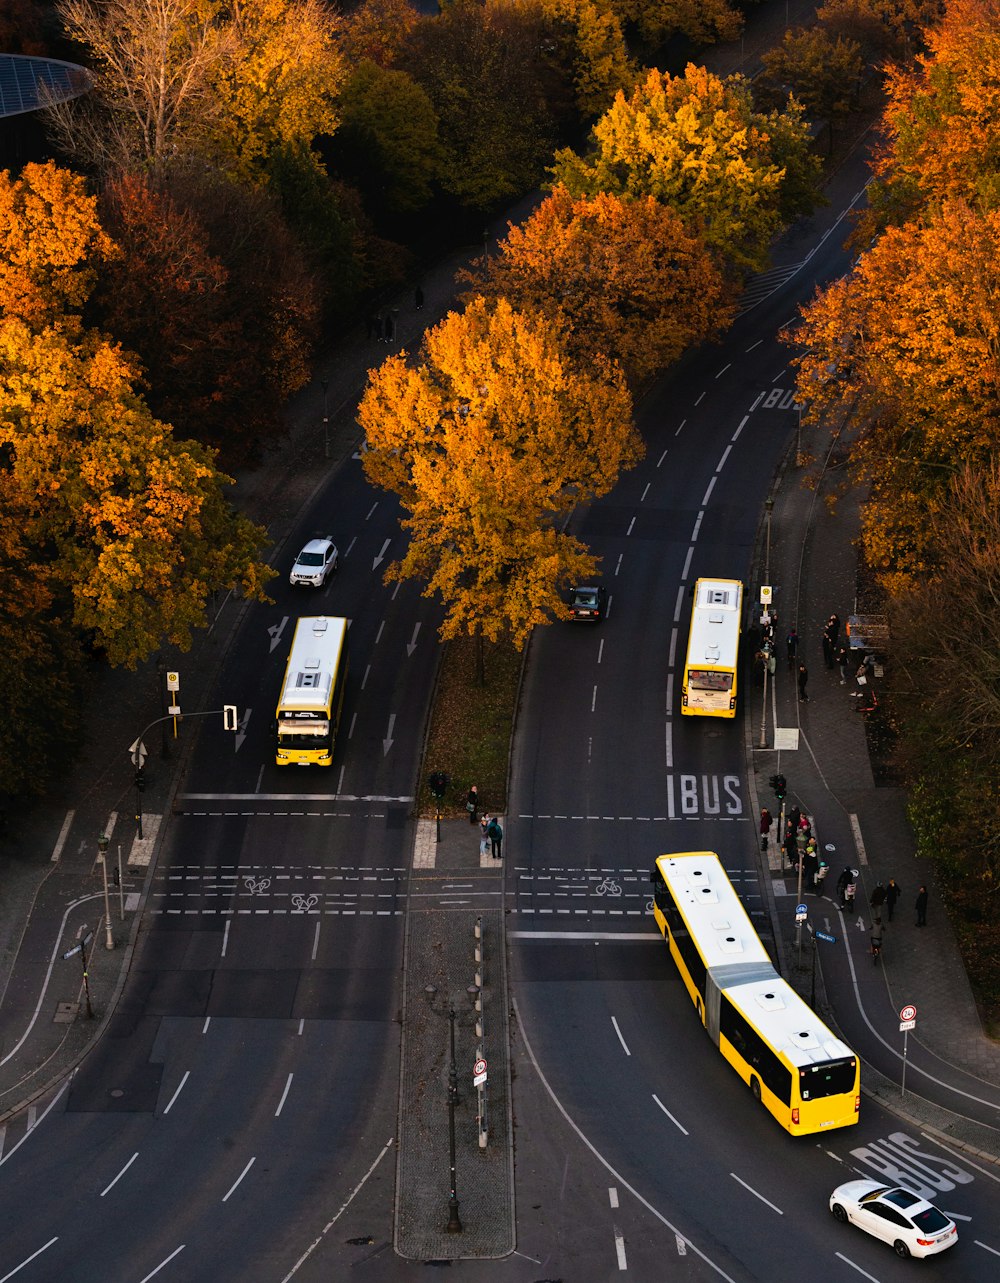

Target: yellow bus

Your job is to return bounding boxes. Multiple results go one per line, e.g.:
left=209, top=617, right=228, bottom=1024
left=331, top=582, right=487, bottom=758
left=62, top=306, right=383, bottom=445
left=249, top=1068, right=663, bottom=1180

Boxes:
left=681, top=578, right=743, bottom=717
left=651, top=852, right=859, bottom=1135
left=275, top=616, right=349, bottom=766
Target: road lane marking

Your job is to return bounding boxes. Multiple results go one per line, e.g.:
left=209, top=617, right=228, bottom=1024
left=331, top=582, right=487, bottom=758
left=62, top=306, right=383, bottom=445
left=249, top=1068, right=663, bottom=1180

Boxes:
left=730, top=1173, right=782, bottom=1214
left=614, top=1229, right=627, bottom=1269
left=138, top=1245, right=185, bottom=1282
left=611, top=1017, right=631, bottom=1056
left=975, top=1241, right=1000, bottom=1257
left=652, top=1095, right=689, bottom=1136
left=834, top=1253, right=880, bottom=1280
left=0, top=1238, right=58, bottom=1282
left=311, top=922, right=321, bottom=960
left=275, top=1074, right=294, bottom=1117
left=221, top=919, right=231, bottom=957
left=50, top=810, right=75, bottom=862
left=101, top=1152, right=139, bottom=1197
left=608, top=1187, right=619, bottom=1208
left=222, top=1156, right=256, bottom=1202
left=162, top=1071, right=190, bottom=1116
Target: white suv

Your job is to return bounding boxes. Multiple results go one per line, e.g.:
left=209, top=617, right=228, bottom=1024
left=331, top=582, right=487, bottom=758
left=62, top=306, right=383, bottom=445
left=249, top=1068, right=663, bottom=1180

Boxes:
left=289, top=537, right=339, bottom=587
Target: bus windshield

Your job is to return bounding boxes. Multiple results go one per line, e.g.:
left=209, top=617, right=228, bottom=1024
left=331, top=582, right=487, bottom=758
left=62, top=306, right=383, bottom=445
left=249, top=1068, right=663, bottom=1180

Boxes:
left=688, top=669, right=733, bottom=692
left=799, top=1058, right=858, bottom=1100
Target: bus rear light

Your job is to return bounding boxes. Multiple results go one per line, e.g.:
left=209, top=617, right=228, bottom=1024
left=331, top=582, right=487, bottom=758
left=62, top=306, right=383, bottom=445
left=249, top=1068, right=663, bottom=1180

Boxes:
left=854, top=1095, right=860, bottom=1112
left=791, top=1107, right=800, bottom=1125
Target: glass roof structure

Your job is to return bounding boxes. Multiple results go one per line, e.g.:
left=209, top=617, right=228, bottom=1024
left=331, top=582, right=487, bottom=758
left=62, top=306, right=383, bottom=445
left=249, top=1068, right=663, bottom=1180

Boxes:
left=0, top=54, right=92, bottom=119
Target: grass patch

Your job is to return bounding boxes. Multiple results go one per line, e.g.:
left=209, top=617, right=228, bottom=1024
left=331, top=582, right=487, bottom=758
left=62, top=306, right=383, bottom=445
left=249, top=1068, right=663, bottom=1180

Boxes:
left=419, top=634, right=523, bottom=819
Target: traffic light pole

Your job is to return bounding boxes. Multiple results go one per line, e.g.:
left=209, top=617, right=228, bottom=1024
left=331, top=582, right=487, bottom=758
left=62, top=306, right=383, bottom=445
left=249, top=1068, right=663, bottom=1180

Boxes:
left=131, top=707, right=240, bottom=838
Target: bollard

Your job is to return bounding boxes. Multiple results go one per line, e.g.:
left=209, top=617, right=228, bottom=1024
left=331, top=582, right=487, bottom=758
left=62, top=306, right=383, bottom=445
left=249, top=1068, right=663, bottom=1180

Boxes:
left=475, top=916, right=482, bottom=941
left=475, top=943, right=481, bottom=965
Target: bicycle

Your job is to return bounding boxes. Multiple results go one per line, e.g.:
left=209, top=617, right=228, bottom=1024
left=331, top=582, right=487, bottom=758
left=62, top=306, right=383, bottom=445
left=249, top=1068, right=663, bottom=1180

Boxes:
left=870, top=934, right=883, bottom=965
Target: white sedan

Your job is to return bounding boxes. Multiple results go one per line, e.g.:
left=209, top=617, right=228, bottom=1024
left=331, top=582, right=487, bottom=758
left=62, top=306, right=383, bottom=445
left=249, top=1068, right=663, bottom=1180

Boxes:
left=830, top=1180, right=958, bottom=1259
left=289, top=537, right=339, bottom=588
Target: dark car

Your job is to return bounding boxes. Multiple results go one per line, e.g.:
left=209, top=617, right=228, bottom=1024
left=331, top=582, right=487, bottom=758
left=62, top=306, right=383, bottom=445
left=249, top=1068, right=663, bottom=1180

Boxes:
left=567, top=586, right=607, bottom=622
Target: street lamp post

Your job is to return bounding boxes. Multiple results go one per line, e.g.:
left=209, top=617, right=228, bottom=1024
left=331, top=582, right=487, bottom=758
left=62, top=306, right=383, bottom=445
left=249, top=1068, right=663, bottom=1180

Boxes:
left=321, top=379, right=330, bottom=459
left=98, top=833, right=114, bottom=950
left=764, top=497, right=774, bottom=584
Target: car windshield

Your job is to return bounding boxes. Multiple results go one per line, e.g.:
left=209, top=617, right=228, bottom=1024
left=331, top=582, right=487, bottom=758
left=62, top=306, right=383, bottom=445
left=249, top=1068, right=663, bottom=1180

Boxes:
left=799, top=1056, right=857, bottom=1099
left=573, top=591, right=599, bottom=607
left=911, top=1206, right=950, bottom=1232
left=860, top=1187, right=891, bottom=1203
left=297, top=552, right=324, bottom=567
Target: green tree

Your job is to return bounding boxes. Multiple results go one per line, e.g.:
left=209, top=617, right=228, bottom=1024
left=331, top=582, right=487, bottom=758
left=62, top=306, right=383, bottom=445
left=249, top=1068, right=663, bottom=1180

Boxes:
left=332, top=60, right=444, bottom=219
left=536, top=0, right=636, bottom=121
left=461, top=187, right=734, bottom=386
left=357, top=296, right=640, bottom=649
left=616, top=0, right=743, bottom=51
left=401, top=0, right=557, bottom=211
left=0, top=317, right=274, bottom=667
left=757, top=28, right=863, bottom=152
left=551, top=64, right=822, bottom=273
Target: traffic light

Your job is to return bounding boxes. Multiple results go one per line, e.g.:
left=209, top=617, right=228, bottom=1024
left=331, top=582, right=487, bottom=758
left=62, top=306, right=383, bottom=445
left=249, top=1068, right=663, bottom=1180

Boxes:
left=134, top=767, right=146, bottom=792
left=769, top=773, right=786, bottom=802
left=428, top=770, right=449, bottom=800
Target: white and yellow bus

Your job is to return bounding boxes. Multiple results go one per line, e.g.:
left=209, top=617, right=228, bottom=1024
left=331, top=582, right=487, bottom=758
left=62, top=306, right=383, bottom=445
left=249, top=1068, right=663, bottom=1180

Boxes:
left=681, top=578, right=743, bottom=717
left=651, top=852, right=860, bottom=1135
left=275, top=616, right=349, bottom=766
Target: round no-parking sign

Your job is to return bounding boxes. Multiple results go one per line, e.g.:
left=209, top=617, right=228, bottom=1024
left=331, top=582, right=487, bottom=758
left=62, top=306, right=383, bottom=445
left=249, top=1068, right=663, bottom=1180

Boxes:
left=899, top=1004, right=917, bottom=1023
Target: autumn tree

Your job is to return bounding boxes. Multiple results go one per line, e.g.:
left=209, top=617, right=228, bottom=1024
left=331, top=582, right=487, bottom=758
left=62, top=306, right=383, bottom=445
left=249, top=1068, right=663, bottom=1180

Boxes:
left=400, top=0, right=558, bottom=211
left=890, top=462, right=1000, bottom=898
left=461, top=187, right=735, bottom=386
left=816, top=0, right=935, bottom=63
left=339, top=0, right=418, bottom=68
left=534, top=0, right=636, bottom=121
left=866, top=0, right=1000, bottom=230
left=0, top=161, right=116, bottom=329
left=358, top=296, right=641, bottom=650
left=551, top=64, right=822, bottom=273
left=757, top=28, right=863, bottom=152
left=51, top=0, right=230, bottom=173
left=0, top=479, right=85, bottom=796
left=0, top=316, right=274, bottom=667
left=789, top=200, right=1000, bottom=593
left=615, top=0, right=742, bottom=51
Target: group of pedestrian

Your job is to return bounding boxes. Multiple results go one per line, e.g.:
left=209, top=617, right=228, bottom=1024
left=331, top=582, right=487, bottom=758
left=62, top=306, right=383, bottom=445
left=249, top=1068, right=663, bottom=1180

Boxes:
left=828, top=868, right=926, bottom=925
left=366, top=311, right=398, bottom=343
left=466, top=786, right=503, bottom=859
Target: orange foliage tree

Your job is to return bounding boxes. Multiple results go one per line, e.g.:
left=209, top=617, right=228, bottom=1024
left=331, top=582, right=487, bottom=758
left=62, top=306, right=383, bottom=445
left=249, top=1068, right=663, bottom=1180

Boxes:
left=358, top=296, right=640, bottom=649
left=461, top=187, right=734, bottom=386
left=790, top=200, right=1000, bottom=592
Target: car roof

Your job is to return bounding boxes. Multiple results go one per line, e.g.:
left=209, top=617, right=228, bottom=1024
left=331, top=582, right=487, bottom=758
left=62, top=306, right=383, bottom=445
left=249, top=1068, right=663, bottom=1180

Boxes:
left=298, top=537, right=334, bottom=555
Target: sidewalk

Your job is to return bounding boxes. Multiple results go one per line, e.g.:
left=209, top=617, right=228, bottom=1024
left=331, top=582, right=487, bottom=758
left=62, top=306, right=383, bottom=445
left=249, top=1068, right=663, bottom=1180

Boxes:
left=750, top=424, right=1000, bottom=1162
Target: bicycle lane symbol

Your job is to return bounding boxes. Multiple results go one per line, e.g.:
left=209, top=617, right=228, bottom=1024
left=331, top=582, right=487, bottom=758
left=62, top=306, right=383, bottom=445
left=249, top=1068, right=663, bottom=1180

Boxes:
left=243, top=876, right=272, bottom=895
left=594, top=878, right=622, bottom=898
left=291, top=893, right=320, bottom=912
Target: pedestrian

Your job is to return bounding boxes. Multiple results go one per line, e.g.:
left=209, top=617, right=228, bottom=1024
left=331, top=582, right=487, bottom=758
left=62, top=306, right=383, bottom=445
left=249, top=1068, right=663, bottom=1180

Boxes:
left=836, top=866, right=851, bottom=907
left=786, top=628, right=798, bottom=670
left=797, top=661, right=809, bottom=702
left=783, top=824, right=797, bottom=870
left=414, top=284, right=424, bottom=310
left=815, top=859, right=829, bottom=893
left=804, top=848, right=818, bottom=892
left=759, top=808, right=772, bottom=852
left=383, top=312, right=396, bottom=344
left=826, top=613, right=840, bottom=648
left=844, top=876, right=857, bottom=914
left=487, top=817, right=503, bottom=859
left=870, top=880, right=887, bottom=913
left=787, top=805, right=801, bottom=835
left=480, top=814, right=491, bottom=856
left=885, top=878, right=901, bottom=922
left=915, top=885, right=929, bottom=926
left=466, top=785, right=479, bottom=823
left=836, top=642, right=850, bottom=685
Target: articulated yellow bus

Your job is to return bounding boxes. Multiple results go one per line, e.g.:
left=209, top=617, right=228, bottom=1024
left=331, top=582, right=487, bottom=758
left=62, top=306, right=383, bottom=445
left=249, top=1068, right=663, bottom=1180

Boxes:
left=275, top=616, right=349, bottom=766
left=651, top=852, right=859, bottom=1134
left=681, top=578, right=743, bottom=717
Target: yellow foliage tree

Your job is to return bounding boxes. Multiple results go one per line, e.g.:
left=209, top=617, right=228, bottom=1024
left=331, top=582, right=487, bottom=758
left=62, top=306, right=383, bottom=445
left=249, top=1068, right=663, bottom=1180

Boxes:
left=0, top=318, right=274, bottom=666
left=358, top=297, right=640, bottom=648
left=0, top=161, right=117, bottom=329
left=789, top=200, right=1000, bottom=591
left=461, top=186, right=735, bottom=386
left=550, top=64, right=821, bottom=273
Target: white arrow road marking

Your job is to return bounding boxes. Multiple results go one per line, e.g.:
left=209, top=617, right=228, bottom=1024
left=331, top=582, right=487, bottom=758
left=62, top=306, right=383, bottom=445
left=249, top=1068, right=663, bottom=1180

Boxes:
left=235, top=708, right=252, bottom=752
left=382, top=714, right=396, bottom=756
left=373, top=538, right=390, bottom=570
left=268, top=616, right=289, bottom=654
left=406, top=623, right=421, bottom=656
